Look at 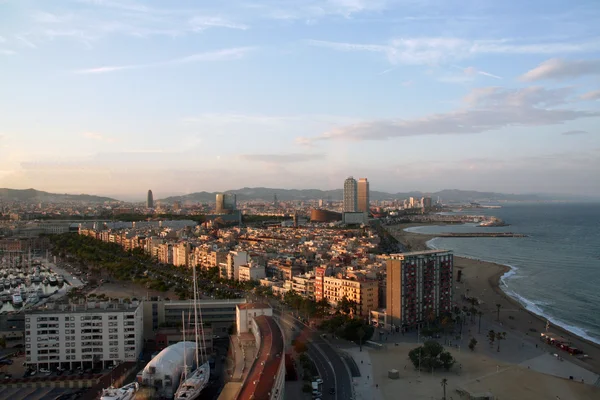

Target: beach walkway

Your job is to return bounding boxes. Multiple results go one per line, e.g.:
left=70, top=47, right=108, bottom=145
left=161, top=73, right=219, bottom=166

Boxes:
left=344, top=347, right=384, bottom=400
left=520, top=353, right=599, bottom=384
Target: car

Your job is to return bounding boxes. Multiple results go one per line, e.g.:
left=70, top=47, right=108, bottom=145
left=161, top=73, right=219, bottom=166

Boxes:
left=314, top=378, right=323, bottom=385
left=39, top=368, right=50, bottom=374
left=329, top=387, right=336, bottom=395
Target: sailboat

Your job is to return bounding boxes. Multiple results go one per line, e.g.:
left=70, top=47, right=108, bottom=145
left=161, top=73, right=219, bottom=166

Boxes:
left=175, top=265, right=210, bottom=400
left=100, top=382, right=139, bottom=400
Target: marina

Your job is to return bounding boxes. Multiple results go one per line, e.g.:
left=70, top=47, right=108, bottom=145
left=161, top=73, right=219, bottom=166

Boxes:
left=0, top=253, right=76, bottom=313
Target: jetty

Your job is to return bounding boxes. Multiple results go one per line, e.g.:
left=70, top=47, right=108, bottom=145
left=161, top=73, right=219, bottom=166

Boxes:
left=437, top=232, right=527, bottom=238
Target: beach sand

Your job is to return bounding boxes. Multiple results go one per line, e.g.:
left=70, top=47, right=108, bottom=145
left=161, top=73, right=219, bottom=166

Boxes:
left=387, top=223, right=600, bottom=375
left=370, top=344, right=600, bottom=400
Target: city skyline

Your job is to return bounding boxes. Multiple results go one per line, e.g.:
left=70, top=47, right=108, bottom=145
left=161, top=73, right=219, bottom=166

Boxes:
left=1, top=1, right=600, bottom=198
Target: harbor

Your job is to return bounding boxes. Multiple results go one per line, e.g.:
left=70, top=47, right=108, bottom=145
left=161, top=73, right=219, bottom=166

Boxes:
left=436, top=232, right=527, bottom=238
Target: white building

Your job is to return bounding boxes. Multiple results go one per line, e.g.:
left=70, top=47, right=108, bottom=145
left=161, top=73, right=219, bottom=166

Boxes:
left=343, top=211, right=368, bottom=225
left=25, top=301, right=144, bottom=371
left=238, top=263, right=266, bottom=282
left=236, top=303, right=273, bottom=334
left=220, top=251, right=249, bottom=280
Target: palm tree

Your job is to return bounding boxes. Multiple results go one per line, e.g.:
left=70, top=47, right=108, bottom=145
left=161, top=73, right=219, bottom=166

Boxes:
left=496, top=303, right=502, bottom=321
left=496, top=332, right=506, bottom=352
left=441, top=378, right=448, bottom=400
left=358, top=327, right=366, bottom=352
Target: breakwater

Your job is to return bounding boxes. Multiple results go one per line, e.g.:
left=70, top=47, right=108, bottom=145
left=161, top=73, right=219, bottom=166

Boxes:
left=436, top=232, right=527, bottom=238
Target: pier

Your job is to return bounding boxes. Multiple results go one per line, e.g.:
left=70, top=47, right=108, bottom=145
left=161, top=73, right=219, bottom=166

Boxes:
left=437, top=232, right=527, bottom=238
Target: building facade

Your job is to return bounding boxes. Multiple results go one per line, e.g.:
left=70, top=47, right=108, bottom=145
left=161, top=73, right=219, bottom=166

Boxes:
left=215, top=193, right=237, bottom=214
left=386, top=250, right=453, bottom=329
left=238, top=263, right=266, bottom=282
left=322, top=276, right=378, bottom=317
left=25, top=302, right=144, bottom=371
left=142, top=299, right=246, bottom=341
left=357, top=178, right=370, bottom=213
left=147, top=190, right=154, bottom=209
left=343, top=177, right=358, bottom=213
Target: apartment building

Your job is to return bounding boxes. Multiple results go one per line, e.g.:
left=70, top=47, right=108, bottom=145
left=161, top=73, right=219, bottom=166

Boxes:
left=172, top=242, right=190, bottom=267
left=291, top=274, right=315, bottom=299
left=386, top=250, right=453, bottom=329
left=238, top=263, right=266, bottom=282
left=25, top=302, right=143, bottom=371
left=192, top=247, right=227, bottom=270
left=323, top=276, right=378, bottom=317
left=219, top=251, right=248, bottom=280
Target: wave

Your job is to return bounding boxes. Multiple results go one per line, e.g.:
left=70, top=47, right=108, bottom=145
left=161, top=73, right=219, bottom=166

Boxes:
left=422, top=233, right=600, bottom=346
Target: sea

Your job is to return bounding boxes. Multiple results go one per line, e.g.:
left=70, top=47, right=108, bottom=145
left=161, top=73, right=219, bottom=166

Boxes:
left=405, top=203, right=600, bottom=345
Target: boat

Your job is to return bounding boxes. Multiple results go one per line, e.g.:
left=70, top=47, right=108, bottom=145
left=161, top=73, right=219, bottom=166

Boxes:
left=48, top=274, right=57, bottom=285
left=100, top=382, right=139, bottom=400
left=57, top=275, right=64, bottom=284
left=12, top=291, right=23, bottom=306
left=175, top=264, right=210, bottom=400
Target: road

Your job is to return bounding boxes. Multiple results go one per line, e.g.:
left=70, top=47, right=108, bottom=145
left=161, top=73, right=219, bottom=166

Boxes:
left=275, top=310, right=352, bottom=400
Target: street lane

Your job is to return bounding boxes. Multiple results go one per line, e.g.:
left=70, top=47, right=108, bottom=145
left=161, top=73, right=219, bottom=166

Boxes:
left=275, top=310, right=352, bottom=400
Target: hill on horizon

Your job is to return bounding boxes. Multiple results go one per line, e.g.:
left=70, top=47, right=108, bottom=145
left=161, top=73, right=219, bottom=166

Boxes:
left=159, top=187, right=554, bottom=203
left=0, top=188, right=116, bottom=203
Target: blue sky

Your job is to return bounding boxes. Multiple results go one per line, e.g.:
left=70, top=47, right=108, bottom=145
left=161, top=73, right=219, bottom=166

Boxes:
left=1, top=0, right=599, bottom=200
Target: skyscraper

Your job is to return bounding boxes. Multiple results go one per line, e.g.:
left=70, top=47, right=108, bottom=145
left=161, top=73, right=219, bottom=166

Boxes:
left=216, top=193, right=237, bottom=214
left=147, top=190, right=154, bottom=208
left=343, top=177, right=358, bottom=212
left=357, top=178, right=370, bottom=213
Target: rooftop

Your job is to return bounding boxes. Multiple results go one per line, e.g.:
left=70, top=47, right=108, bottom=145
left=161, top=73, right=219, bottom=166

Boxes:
left=237, top=303, right=271, bottom=310
left=388, top=249, right=452, bottom=258
left=26, top=301, right=142, bottom=315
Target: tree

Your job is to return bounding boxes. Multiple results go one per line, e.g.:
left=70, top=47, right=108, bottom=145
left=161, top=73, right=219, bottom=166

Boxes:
left=468, top=337, right=478, bottom=352
left=441, top=378, right=448, bottom=400
left=495, top=332, right=506, bottom=352
left=488, top=330, right=496, bottom=347
left=478, top=311, right=483, bottom=334
left=336, top=296, right=358, bottom=315
left=0, top=336, right=5, bottom=349
left=496, top=303, right=502, bottom=321
left=408, top=341, right=455, bottom=371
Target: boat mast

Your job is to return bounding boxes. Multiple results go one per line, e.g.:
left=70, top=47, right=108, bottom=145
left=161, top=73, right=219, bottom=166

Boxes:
left=198, top=288, right=208, bottom=365
left=182, top=311, right=187, bottom=381
left=193, top=264, right=200, bottom=367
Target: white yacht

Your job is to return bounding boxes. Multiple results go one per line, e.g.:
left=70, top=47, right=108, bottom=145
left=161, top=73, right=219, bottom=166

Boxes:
left=12, top=291, right=23, bottom=306
left=100, top=382, right=139, bottom=400
left=57, top=275, right=64, bottom=284
left=48, top=274, right=57, bottom=285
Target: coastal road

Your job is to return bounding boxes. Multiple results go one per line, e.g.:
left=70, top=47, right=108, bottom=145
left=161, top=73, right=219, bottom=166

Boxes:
left=275, top=310, right=352, bottom=400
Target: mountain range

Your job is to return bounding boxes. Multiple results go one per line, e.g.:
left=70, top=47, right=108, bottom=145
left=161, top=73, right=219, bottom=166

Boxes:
left=0, top=188, right=115, bottom=203
left=160, top=187, right=562, bottom=203
left=0, top=187, right=591, bottom=204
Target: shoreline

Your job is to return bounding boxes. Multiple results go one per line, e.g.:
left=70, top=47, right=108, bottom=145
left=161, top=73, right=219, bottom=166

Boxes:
left=386, top=223, right=600, bottom=375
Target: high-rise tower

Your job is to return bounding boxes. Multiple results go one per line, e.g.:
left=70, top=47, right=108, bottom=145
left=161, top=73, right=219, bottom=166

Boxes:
left=357, top=178, right=370, bottom=213
left=146, top=190, right=154, bottom=208
left=343, top=177, right=358, bottom=212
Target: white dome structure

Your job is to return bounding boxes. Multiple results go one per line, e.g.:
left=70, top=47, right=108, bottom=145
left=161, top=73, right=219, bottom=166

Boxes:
left=141, top=341, right=197, bottom=399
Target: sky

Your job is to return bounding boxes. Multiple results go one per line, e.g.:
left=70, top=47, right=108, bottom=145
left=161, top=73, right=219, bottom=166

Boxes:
left=1, top=0, right=600, bottom=201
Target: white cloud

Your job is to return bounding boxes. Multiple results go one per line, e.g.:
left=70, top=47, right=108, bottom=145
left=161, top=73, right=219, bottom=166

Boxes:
left=520, top=58, right=600, bottom=81
left=297, top=86, right=599, bottom=144
left=82, top=132, right=118, bottom=143
left=75, top=47, right=255, bottom=74
left=580, top=89, right=600, bottom=101
left=15, top=35, right=37, bottom=49
left=189, top=16, right=248, bottom=31
left=561, top=130, right=588, bottom=136
left=239, top=153, right=325, bottom=163
left=0, top=49, right=16, bottom=55
left=307, top=37, right=600, bottom=66
left=0, top=36, right=6, bottom=43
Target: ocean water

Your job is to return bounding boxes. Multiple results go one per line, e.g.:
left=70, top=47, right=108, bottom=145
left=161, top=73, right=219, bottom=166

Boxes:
left=405, top=203, right=600, bottom=345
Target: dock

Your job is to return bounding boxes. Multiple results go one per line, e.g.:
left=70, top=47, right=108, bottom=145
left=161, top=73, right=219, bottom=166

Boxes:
left=437, top=232, right=527, bottom=238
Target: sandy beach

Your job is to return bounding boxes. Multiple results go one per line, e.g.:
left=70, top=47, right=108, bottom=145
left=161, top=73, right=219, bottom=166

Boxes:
left=387, top=223, right=600, bottom=375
